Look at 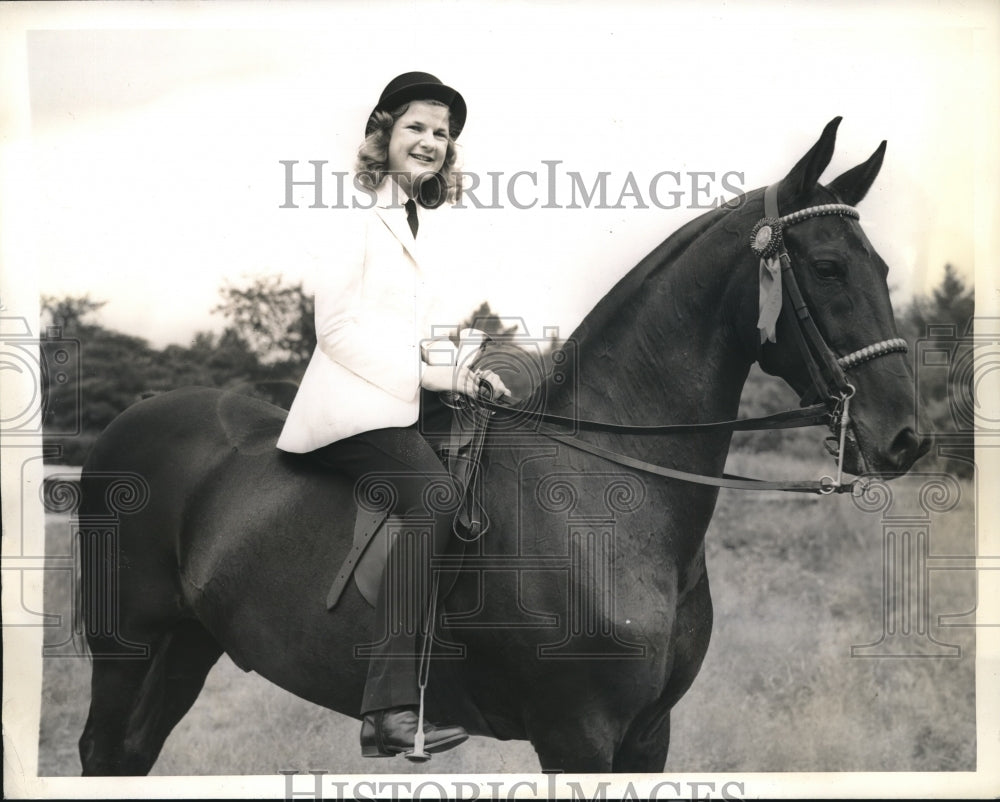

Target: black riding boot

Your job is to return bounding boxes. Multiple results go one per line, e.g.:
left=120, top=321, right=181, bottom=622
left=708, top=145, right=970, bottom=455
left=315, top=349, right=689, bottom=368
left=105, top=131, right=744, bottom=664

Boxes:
left=359, top=518, right=466, bottom=756
left=360, top=706, right=468, bottom=757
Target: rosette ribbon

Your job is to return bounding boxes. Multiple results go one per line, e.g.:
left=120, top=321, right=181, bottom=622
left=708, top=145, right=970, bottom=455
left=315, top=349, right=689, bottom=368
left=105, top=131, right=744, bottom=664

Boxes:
left=750, top=216, right=784, bottom=344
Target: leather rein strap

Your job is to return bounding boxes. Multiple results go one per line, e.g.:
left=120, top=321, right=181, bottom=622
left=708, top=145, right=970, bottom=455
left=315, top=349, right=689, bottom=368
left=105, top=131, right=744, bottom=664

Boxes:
left=543, top=431, right=849, bottom=493
left=475, top=394, right=847, bottom=495
left=476, top=397, right=833, bottom=435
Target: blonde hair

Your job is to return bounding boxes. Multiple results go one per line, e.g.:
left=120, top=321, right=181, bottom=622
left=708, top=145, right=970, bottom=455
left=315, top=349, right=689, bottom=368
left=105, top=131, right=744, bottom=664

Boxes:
left=355, top=100, right=461, bottom=208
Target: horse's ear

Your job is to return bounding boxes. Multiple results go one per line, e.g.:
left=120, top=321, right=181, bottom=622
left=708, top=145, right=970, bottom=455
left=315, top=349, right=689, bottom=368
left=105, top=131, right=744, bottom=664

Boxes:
left=777, top=116, right=841, bottom=208
left=827, top=140, right=886, bottom=205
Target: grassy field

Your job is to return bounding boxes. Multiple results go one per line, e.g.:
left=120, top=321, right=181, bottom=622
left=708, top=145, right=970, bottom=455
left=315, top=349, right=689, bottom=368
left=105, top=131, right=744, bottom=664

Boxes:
left=36, top=452, right=976, bottom=776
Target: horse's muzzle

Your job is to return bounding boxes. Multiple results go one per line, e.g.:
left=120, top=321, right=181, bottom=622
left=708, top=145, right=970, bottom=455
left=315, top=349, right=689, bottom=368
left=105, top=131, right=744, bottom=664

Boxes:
left=841, top=425, right=930, bottom=478
left=886, top=427, right=932, bottom=472
left=858, top=426, right=931, bottom=477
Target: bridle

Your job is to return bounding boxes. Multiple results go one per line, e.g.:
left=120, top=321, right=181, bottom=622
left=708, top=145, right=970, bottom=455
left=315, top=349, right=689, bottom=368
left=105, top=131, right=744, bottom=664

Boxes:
left=752, top=183, right=906, bottom=404
left=746, top=183, right=908, bottom=491
left=469, top=185, right=909, bottom=496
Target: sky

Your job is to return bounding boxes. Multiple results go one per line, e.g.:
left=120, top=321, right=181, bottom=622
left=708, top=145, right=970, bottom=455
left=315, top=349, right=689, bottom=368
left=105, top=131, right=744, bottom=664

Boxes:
left=2, top=1, right=996, bottom=349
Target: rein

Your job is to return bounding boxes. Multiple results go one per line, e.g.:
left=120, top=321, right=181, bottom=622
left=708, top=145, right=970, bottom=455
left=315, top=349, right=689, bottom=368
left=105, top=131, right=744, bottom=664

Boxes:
left=475, top=397, right=833, bottom=435
left=476, top=397, right=853, bottom=495
left=471, top=187, right=909, bottom=496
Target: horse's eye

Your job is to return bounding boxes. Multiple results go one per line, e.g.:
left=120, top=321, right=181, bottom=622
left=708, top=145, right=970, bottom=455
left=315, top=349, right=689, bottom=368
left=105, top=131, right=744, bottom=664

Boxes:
left=813, top=259, right=844, bottom=280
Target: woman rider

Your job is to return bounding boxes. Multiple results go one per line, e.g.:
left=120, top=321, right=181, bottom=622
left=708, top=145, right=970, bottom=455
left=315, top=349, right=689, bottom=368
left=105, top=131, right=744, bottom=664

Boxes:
left=277, top=72, right=510, bottom=758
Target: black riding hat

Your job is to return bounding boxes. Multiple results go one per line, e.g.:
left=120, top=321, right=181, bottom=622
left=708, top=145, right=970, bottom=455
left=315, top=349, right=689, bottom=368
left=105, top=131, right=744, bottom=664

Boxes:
left=365, top=71, right=467, bottom=138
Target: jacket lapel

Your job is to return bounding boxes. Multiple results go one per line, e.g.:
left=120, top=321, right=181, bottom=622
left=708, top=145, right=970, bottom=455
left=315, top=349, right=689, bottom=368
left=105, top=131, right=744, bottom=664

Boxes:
left=373, top=179, right=423, bottom=267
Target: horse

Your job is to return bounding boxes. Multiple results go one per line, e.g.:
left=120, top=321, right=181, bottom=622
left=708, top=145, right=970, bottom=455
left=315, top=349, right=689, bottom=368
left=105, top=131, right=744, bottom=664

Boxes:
left=76, top=118, right=928, bottom=775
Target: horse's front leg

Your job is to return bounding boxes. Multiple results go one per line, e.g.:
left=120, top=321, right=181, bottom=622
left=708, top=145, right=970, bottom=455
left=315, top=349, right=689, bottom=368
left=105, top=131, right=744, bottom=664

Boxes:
left=526, top=711, right=619, bottom=773
left=612, top=707, right=671, bottom=772
left=613, top=567, right=713, bottom=773
left=521, top=668, right=646, bottom=772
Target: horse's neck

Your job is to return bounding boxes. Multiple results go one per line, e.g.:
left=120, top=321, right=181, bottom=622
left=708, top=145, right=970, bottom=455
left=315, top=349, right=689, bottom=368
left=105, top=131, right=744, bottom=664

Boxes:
left=549, top=205, right=755, bottom=464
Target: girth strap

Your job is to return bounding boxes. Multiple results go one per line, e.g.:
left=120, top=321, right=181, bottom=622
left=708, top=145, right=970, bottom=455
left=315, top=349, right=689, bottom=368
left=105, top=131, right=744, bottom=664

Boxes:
left=326, top=507, right=389, bottom=609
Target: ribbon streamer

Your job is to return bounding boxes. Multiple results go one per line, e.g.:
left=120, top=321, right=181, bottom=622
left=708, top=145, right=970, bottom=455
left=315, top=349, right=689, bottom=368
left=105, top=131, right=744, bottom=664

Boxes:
left=757, top=255, right=782, bottom=343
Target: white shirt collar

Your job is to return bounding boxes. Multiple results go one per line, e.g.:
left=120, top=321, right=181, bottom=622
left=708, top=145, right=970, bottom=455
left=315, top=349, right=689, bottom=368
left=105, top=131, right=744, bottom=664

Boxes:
left=374, top=176, right=411, bottom=209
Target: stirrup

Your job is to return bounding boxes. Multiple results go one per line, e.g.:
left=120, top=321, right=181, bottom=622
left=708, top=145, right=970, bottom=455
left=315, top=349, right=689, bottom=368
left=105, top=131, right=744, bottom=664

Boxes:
left=405, top=571, right=443, bottom=762
left=404, top=690, right=431, bottom=763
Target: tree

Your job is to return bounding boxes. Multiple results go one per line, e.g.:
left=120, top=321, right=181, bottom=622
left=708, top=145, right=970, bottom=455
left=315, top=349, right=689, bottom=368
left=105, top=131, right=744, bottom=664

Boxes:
left=41, top=294, right=106, bottom=334
left=931, top=263, right=975, bottom=322
left=897, top=264, right=975, bottom=477
left=39, top=293, right=271, bottom=465
left=40, top=296, right=157, bottom=464
left=213, top=275, right=316, bottom=371
left=898, top=264, right=974, bottom=342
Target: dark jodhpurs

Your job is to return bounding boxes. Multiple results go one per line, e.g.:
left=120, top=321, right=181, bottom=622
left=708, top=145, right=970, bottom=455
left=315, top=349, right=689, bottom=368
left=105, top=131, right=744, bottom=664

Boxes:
left=311, top=425, right=454, bottom=715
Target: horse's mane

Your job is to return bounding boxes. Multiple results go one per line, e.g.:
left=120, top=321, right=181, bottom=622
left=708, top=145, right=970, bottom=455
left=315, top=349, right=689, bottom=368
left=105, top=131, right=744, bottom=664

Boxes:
left=481, top=189, right=770, bottom=410
left=564, top=195, right=754, bottom=352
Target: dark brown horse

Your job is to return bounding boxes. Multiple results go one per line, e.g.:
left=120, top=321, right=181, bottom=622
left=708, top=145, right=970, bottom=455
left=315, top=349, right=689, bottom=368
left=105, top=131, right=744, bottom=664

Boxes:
left=77, top=118, right=928, bottom=774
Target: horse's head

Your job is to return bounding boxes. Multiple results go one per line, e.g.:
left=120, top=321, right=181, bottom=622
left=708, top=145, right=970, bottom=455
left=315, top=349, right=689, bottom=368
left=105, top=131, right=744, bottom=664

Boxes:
left=754, top=117, right=930, bottom=478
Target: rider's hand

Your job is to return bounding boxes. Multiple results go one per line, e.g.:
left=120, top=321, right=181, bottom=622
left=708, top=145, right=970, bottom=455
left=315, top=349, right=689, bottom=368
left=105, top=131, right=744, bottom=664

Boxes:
left=460, top=366, right=512, bottom=401
left=421, top=363, right=512, bottom=401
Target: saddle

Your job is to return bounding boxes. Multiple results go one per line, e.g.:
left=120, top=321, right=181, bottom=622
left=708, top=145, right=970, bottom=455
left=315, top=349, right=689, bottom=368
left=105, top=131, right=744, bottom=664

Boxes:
left=325, top=390, right=495, bottom=609
left=211, top=365, right=500, bottom=610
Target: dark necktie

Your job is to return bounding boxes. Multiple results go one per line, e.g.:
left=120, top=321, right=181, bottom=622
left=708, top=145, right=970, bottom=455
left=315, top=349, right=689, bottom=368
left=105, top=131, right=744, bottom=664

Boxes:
left=405, top=198, right=419, bottom=239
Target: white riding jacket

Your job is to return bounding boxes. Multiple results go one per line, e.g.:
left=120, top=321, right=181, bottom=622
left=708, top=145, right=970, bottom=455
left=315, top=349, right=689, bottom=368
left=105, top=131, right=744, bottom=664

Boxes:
left=277, top=178, right=477, bottom=453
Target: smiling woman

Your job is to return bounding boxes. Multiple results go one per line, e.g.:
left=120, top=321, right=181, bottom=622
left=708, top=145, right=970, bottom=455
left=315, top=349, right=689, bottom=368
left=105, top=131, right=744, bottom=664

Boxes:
left=273, top=71, right=511, bottom=762
left=355, top=71, right=466, bottom=209
left=384, top=103, right=450, bottom=193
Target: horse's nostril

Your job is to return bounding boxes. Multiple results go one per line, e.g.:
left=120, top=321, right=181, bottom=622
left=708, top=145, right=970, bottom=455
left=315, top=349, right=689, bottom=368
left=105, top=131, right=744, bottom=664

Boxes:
left=890, top=427, right=930, bottom=468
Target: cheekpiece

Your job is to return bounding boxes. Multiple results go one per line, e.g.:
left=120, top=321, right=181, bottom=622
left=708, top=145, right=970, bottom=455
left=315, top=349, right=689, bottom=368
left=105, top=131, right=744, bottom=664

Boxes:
left=750, top=217, right=784, bottom=259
